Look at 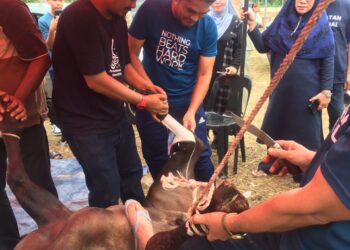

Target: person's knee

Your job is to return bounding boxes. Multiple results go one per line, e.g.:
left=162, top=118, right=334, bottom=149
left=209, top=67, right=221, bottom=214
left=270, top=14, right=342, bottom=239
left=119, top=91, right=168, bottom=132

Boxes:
left=194, top=156, right=214, bottom=181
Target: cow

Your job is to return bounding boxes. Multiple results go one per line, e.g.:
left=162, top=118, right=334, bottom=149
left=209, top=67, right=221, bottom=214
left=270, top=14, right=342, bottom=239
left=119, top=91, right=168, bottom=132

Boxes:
left=1, top=105, right=248, bottom=250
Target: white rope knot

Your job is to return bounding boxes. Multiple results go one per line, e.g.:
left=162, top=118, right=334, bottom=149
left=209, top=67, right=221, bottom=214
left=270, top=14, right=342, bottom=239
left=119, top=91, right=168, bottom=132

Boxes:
left=0, top=132, right=20, bottom=140
left=160, top=171, right=216, bottom=237
left=160, top=172, right=215, bottom=212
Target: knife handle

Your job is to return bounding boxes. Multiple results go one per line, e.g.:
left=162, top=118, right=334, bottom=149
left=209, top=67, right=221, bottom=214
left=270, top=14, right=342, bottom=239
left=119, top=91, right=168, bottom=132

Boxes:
left=271, top=143, right=302, bottom=176
left=279, top=159, right=302, bottom=175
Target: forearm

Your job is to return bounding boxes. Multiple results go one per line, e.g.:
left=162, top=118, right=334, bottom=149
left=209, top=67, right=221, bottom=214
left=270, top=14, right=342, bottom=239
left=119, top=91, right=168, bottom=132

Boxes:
left=226, top=166, right=350, bottom=233
left=14, top=55, right=50, bottom=103
left=46, top=29, right=56, bottom=50
left=227, top=188, right=327, bottom=233
left=85, top=72, right=142, bottom=105
left=124, top=64, right=152, bottom=90
left=129, top=53, right=151, bottom=82
left=187, top=56, right=215, bottom=114
left=187, top=73, right=211, bottom=114
left=128, top=35, right=151, bottom=82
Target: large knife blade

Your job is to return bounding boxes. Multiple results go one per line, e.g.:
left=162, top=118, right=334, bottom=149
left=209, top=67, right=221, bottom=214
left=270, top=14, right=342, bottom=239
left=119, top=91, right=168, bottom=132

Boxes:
left=224, top=112, right=301, bottom=175
left=224, top=112, right=278, bottom=149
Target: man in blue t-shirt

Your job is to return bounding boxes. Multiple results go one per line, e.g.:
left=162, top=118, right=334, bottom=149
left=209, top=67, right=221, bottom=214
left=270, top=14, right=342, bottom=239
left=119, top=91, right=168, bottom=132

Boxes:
left=129, top=0, right=218, bottom=182
left=179, top=105, right=350, bottom=250
left=52, top=0, right=168, bottom=208
left=327, top=0, right=350, bottom=131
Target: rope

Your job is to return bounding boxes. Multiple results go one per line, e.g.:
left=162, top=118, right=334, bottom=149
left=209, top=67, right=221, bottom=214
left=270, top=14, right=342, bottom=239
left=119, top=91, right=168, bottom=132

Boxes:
left=188, top=0, right=335, bottom=217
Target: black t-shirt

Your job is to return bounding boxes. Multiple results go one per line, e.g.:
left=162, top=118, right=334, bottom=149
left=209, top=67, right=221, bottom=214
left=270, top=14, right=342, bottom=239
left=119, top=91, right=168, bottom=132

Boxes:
left=52, top=0, right=129, bottom=135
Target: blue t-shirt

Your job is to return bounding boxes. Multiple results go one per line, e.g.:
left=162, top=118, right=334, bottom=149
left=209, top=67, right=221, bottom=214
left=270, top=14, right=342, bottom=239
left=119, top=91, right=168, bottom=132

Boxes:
left=38, top=12, right=53, bottom=40
left=129, top=0, right=217, bottom=107
left=280, top=106, right=350, bottom=249
left=327, top=0, right=350, bottom=85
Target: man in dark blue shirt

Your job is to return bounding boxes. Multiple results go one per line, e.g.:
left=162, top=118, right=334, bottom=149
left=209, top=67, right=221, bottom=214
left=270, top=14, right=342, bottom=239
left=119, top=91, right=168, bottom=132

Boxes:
left=327, top=0, right=350, bottom=130
left=129, top=0, right=218, bottom=182
left=179, top=105, right=350, bottom=250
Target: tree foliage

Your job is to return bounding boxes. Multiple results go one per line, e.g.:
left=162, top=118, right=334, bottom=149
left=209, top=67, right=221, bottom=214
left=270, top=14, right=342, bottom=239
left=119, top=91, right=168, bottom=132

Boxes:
left=252, top=0, right=284, bottom=7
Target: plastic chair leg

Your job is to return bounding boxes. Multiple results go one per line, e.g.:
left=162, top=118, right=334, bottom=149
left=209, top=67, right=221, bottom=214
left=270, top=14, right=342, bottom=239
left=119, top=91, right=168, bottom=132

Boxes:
left=233, top=145, right=239, bottom=175
left=240, top=136, right=246, bottom=162
left=216, top=127, right=229, bottom=177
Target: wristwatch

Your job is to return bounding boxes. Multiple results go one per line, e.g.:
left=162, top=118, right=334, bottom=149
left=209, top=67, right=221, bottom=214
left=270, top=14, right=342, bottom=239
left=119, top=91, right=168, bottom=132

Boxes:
left=321, top=90, right=332, bottom=99
left=136, top=95, right=147, bottom=110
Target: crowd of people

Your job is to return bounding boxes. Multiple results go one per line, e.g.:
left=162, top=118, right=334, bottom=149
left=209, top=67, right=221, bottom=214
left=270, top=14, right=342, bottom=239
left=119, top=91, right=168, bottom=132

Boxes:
left=0, top=0, right=349, bottom=249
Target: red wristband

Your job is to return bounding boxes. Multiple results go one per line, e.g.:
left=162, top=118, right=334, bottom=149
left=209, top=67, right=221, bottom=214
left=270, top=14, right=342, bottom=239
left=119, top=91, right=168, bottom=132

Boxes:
left=136, top=95, right=147, bottom=110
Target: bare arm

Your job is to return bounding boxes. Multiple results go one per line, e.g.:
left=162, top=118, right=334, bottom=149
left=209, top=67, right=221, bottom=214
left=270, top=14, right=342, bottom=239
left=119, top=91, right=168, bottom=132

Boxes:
left=46, top=16, right=59, bottom=50
left=128, top=34, right=152, bottom=82
left=183, top=56, right=215, bottom=131
left=124, top=64, right=166, bottom=94
left=192, top=168, right=350, bottom=241
left=14, top=55, right=50, bottom=103
left=124, top=64, right=152, bottom=90
left=227, top=167, right=350, bottom=233
left=84, top=71, right=143, bottom=103
left=84, top=71, right=168, bottom=115
left=6, top=54, right=50, bottom=121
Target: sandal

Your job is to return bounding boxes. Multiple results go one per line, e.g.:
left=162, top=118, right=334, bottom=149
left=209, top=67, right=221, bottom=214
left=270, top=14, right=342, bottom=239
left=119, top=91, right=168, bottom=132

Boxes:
left=125, top=199, right=152, bottom=250
left=49, top=151, right=63, bottom=159
left=251, top=169, right=267, bottom=177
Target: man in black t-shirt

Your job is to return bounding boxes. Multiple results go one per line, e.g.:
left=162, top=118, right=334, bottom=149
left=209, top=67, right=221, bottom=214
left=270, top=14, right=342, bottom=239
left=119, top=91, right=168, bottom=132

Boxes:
left=52, top=0, right=168, bottom=208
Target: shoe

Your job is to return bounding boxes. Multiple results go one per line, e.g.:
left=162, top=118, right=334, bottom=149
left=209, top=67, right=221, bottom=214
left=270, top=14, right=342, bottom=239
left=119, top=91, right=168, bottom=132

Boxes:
left=251, top=169, right=267, bottom=177
left=49, top=151, right=63, bottom=159
left=51, top=124, right=62, bottom=136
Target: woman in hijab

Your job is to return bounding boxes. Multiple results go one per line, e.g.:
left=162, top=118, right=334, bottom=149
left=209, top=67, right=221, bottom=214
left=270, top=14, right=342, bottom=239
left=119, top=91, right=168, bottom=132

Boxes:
left=242, top=0, right=335, bottom=177
left=206, top=0, right=242, bottom=147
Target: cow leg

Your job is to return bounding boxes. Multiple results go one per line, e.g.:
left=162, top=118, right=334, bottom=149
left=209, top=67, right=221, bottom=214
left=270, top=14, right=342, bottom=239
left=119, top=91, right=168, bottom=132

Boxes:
left=4, top=136, right=71, bottom=227
left=203, top=179, right=249, bottom=214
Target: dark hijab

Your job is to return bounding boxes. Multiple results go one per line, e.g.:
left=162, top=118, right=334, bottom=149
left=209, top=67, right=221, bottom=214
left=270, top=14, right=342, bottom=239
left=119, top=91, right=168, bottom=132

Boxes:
left=262, top=0, right=334, bottom=59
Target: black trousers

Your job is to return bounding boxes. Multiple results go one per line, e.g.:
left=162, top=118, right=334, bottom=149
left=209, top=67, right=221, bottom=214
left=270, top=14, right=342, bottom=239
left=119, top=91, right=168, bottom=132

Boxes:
left=0, top=123, right=57, bottom=250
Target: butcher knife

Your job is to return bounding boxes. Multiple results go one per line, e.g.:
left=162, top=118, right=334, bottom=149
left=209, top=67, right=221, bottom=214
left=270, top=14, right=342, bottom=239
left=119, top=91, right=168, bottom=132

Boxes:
left=224, top=112, right=301, bottom=175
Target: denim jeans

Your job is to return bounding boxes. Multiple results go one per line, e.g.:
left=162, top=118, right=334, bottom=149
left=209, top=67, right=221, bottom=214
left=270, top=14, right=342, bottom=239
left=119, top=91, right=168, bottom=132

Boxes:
left=47, top=70, right=60, bottom=128
left=180, top=233, right=282, bottom=250
left=328, top=84, right=344, bottom=131
left=64, top=118, right=145, bottom=208
left=136, top=105, right=214, bottom=182
left=0, top=123, right=57, bottom=250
